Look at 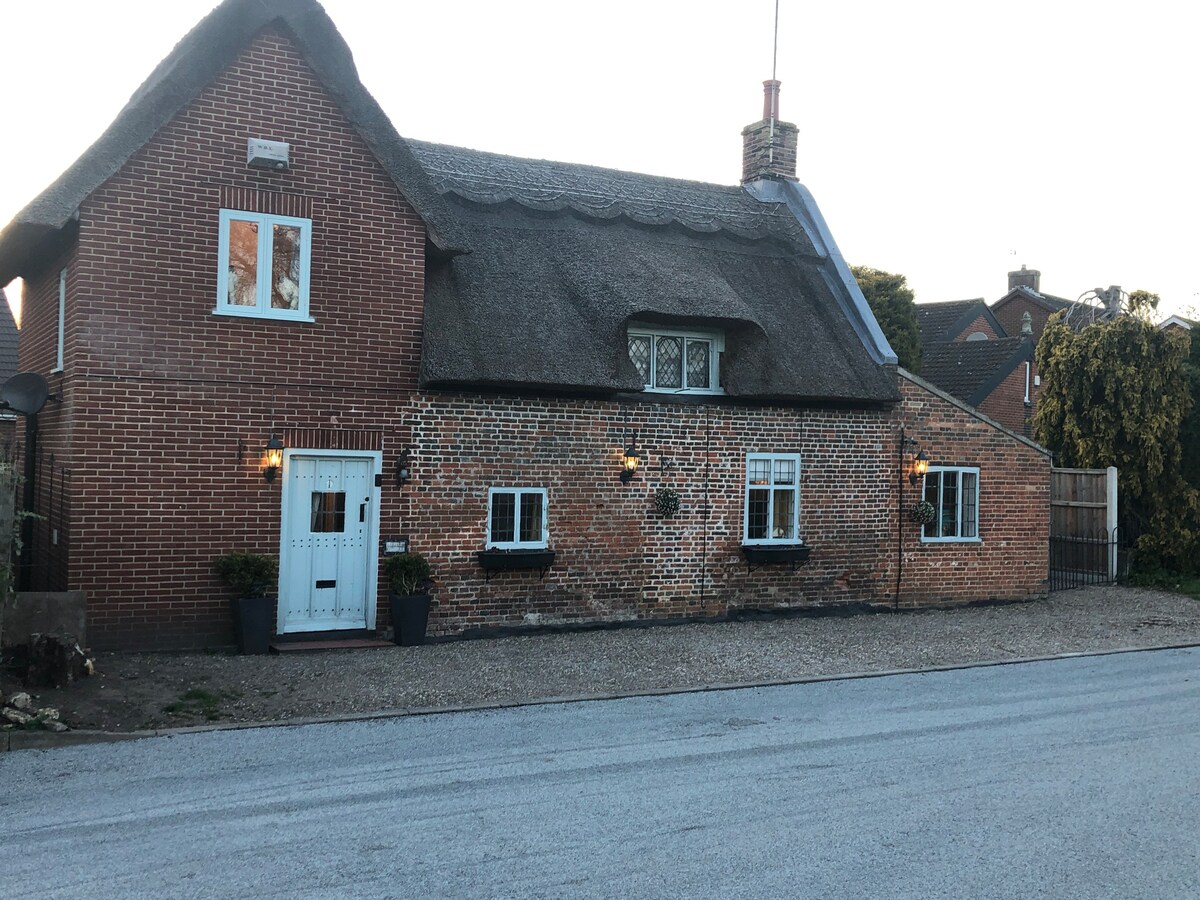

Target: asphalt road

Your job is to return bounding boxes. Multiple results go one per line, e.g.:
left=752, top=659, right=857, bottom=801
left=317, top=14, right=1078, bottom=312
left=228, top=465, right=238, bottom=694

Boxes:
left=3, top=649, right=1199, bottom=899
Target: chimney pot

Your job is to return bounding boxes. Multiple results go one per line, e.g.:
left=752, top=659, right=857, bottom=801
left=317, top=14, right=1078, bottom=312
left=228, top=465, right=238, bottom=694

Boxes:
left=1008, top=266, right=1041, bottom=293
left=762, top=79, right=781, bottom=121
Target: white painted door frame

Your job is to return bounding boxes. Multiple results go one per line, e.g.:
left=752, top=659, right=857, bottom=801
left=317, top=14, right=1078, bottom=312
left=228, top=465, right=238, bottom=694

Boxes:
left=277, top=448, right=382, bottom=634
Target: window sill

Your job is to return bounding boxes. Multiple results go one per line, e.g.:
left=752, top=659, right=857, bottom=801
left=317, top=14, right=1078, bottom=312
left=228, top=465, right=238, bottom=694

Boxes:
left=920, top=538, right=983, bottom=545
left=642, top=387, right=726, bottom=397
left=212, top=308, right=315, bottom=323
left=477, top=548, right=556, bottom=580
left=740, top=543, right=811, bottom=572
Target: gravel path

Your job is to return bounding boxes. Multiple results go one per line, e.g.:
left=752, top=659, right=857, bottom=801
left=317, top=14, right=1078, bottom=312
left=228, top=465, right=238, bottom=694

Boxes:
left=9, top=585, right=1200, bottom=732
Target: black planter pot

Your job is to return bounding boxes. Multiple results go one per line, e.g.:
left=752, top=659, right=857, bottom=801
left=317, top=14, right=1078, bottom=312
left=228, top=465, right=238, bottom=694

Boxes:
left=740, top=544, right=812, bottom=572
left=231, top=595, right=273, bottom=655
left=390, top=592, right=433, bottom=646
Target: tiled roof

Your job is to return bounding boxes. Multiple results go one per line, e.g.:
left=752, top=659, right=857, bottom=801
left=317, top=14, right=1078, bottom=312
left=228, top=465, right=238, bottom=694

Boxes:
left=920, top=337, right=1030, bottom=407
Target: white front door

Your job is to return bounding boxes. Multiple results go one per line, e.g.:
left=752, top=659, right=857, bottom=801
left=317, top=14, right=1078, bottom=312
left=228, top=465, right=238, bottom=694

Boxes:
left=278, top=451, right=380, bottom=634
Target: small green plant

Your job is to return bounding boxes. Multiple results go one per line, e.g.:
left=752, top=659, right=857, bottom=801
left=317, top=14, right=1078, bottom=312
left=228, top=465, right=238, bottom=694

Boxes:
left=213, top=552, right=278, bottom=597
left=383, top=553, right=432, bottom=595
left=162, top=687, right=242, bottom=721
left=654, top=487, right=681, bottom=518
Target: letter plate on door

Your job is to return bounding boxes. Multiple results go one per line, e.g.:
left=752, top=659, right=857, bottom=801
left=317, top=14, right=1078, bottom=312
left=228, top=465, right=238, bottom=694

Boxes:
left=315, top=580, right=336, bottom=589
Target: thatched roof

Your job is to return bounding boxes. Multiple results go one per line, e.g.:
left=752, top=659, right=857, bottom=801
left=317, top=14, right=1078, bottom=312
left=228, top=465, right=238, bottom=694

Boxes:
left=410, top=141, right=899, bottom=404
left=0, top=0, right=462, bottom=284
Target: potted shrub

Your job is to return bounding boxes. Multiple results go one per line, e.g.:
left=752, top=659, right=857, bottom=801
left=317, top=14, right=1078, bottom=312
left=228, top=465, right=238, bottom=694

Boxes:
left=384, top=553, right=433, bottom=646
left=213, top=552, right=278, bottom=655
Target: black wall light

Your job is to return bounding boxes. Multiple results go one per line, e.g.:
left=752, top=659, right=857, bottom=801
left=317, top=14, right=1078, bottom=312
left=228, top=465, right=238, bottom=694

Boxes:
left=620, top=433, right=641, bottom=484
left=262, top=434, right=284, bottom=482
left=396, top=448, right=412, bottom=486
left=910, top=449, right=929, bottom=485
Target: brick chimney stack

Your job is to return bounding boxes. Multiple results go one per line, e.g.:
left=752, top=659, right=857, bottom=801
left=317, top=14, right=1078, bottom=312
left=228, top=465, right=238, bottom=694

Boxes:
left=741, top=80, right=798, bottom=184
left=1008, top=265, right=1041, bottom=293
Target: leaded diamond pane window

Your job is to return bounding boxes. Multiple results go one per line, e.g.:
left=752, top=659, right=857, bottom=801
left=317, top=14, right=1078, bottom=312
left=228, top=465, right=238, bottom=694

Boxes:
left=628, top=335, right=651, bottom=383
left=626, top=326, right=723, bottom=394
left=686, top=340, right=710, bottom=388
left=655, top=337, right=682, bottom=388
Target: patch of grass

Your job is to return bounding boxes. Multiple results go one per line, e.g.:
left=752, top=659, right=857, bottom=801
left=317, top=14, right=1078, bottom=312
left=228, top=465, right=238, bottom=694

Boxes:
left=162, top=687, right=242, bottom=721
left=1127, top=570, right=1200, bottom=601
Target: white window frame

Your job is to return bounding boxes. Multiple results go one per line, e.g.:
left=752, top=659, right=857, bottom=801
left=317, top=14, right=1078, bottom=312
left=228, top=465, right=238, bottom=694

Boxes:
left=627, top=324, right=724, bottom=395
left=486, top=487, right=549, bottom=550
left=742, top=452, right=802, bottom=545
left=53, top=267, right=66, bottom=372
left=214, top=209, right=313, bottom=322
left=921, top=466, right=981, bottom=543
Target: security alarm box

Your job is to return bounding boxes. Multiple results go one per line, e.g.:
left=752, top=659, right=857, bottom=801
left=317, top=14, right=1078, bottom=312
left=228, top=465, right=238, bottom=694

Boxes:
left=247, top=138, right=290, bottom=170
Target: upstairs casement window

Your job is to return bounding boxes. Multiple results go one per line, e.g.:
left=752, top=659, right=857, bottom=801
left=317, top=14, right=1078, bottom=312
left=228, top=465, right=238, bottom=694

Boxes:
left=743, top=453, right=801, bottom=544
left=215, top=209, right=312, bottom=321
left=922, top=466, right=980, bottom=542
left=627, top=325, right=724, bottom=395
left=486, top=487, right=549, bottom=550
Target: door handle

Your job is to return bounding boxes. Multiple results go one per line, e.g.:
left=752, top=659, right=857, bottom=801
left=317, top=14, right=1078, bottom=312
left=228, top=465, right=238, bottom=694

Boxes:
left=360, top=502, right=366, bottom=523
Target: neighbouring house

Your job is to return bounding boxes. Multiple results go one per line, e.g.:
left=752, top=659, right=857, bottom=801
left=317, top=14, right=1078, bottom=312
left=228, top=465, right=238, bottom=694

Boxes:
left=916, top=289, right=1038, bottom=435
left=0, top=0, right=1050, bottom=650
left=1160, top=315, right=1196, bottom=335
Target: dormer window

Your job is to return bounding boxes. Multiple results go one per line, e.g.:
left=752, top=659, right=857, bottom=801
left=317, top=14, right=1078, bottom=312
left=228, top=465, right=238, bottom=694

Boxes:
left=627, top=325, right=724, bottom=395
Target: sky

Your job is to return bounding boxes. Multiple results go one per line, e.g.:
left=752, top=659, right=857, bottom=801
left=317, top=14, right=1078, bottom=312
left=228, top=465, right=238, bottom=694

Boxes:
left=2, top=0, right=1198, bottom=324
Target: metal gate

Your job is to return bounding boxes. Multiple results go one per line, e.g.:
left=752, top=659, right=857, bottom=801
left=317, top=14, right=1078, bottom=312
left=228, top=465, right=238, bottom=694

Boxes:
left=1049, top=466, right=1120, bottom=591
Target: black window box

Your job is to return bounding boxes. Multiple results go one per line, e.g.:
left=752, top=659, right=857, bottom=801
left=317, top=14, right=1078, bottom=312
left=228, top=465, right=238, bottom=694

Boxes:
left=740, top=543, right=811, bottom=572
left=477, top=549, right=556, bottom=580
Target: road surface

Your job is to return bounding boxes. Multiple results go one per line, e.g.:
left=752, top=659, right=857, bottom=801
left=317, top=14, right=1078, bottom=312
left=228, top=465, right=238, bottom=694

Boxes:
left=3, top=648, right=1199, bottom=898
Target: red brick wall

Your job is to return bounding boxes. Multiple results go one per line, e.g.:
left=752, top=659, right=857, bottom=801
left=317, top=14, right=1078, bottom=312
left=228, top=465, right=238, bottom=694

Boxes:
left=20, top=29, right=1051, bottom=649
left=993, top=296, right=1056, bottom=344
left=896, top=375, right=1048, bottom=606
left=977, top=360, right=1032, bottom=436
left=407, top=377, right=1049, bottom=638
left=55, top=29, right=425, bottom=648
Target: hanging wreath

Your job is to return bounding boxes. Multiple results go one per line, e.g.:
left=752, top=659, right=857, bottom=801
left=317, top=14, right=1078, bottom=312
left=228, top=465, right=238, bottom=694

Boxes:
left=910, top=500, right=936, bottom=525
left=654, top=487, right=681, bottom=518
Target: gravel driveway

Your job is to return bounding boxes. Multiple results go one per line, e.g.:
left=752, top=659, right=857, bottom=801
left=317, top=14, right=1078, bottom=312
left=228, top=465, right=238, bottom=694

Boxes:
left=7, top=585, right=1200, bottom=734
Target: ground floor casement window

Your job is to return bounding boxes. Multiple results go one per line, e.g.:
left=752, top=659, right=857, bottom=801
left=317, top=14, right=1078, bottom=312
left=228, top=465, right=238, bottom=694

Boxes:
left=487, top=487, right=549, bottom=549
left=743, top=453, right=801, bottom=543
left=922, top=466, right=980, bottom=542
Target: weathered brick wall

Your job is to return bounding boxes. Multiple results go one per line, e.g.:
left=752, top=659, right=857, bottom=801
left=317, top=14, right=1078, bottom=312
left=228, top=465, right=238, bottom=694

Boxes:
left=895, top=375, right=1049, bottom=607
left=55, top=29, right=424, bottom=648
left=407, top=377, right=1050, bottom=637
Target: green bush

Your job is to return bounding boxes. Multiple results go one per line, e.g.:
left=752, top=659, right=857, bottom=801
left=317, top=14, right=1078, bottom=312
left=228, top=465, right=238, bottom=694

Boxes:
left=383, top=553, right=432, bottom=595
left=213, top=552, right=278, bottom=597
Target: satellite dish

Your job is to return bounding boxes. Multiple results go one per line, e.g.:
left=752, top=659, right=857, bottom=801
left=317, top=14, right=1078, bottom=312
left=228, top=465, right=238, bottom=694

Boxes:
left=1, top=372, right=50, bottom=415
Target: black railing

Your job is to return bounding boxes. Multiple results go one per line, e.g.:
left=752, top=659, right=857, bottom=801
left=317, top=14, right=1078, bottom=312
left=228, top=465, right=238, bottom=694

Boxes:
left=1049, top=527, right=1123, bottom=591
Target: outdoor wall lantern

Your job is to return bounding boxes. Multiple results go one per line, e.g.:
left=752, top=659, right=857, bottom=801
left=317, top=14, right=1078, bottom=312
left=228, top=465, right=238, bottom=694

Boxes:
left=396, top=448, right=412, bottom=486
left=620, top=433, right=642, bottom=484
left=910, top=449, right=929, bottom=485
left=262, top=434, right=284, bottom=483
